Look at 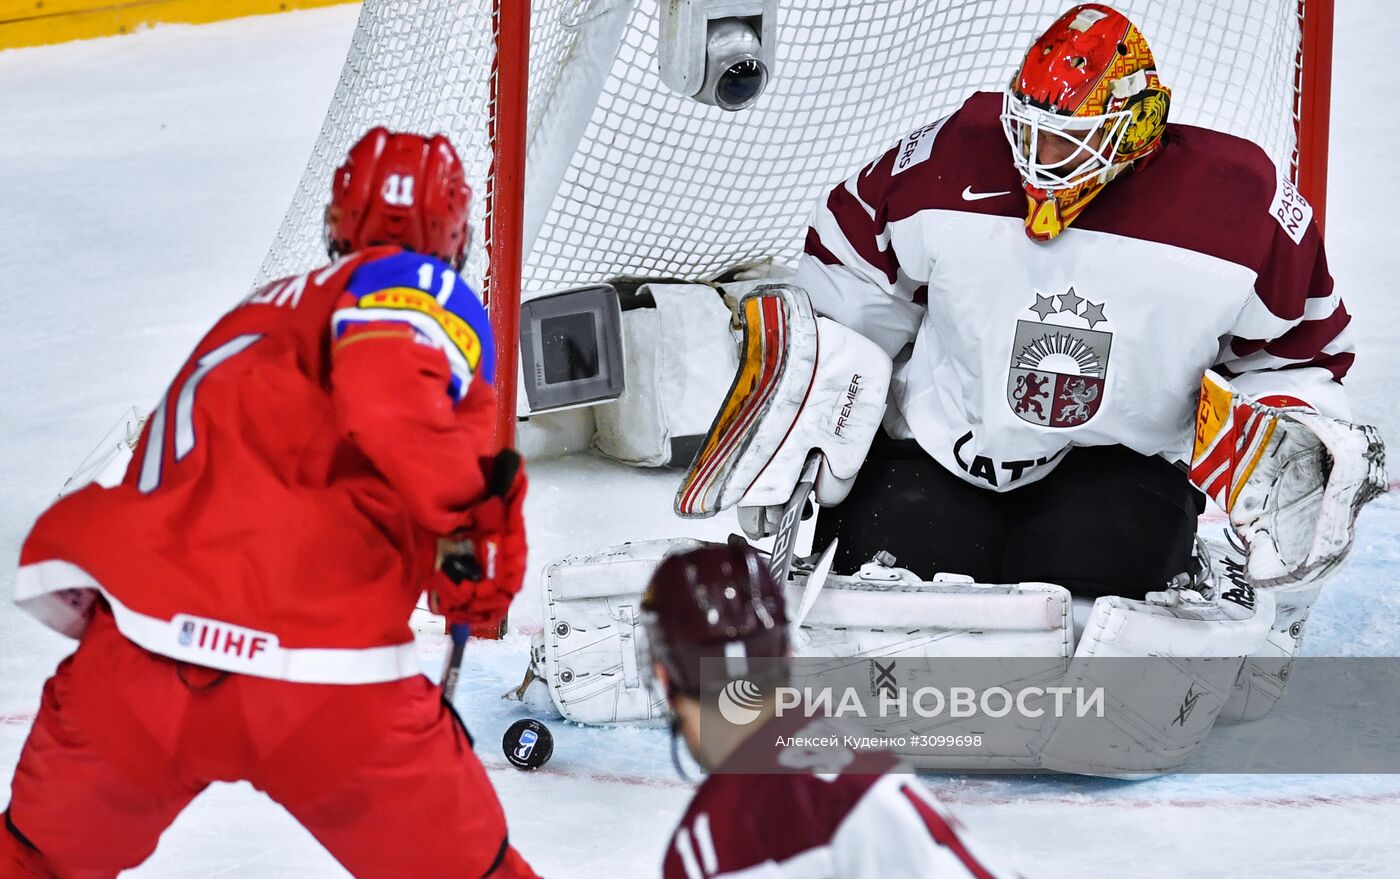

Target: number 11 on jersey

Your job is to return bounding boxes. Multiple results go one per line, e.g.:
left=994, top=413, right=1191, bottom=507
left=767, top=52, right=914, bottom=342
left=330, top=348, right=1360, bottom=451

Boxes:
left=138, top=334, right=263, bottom=493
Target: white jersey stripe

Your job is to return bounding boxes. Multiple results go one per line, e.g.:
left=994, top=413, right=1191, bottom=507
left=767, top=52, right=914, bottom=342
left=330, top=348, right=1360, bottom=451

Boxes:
left=694, top=813, right=720, bottom=875
left=674, top=827, right=705, bottom=879
left=808, top=208, right=899, bottom=296
left=842, top=174, right=877, bottom=222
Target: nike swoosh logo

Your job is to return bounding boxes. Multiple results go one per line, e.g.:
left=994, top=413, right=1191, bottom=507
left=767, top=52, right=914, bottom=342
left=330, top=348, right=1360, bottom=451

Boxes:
left=962, top=186, right=1012, bottom=201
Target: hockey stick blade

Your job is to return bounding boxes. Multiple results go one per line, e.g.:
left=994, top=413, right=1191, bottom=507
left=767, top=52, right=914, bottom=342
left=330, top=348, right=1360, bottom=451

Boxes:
left=790, top=537, right=837, bottom=651
left=792, top=537, right=838, bottom=630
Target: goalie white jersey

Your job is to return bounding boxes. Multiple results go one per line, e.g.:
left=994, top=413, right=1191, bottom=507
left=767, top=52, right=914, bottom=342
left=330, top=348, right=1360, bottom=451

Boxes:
left=794, top=91, right=1353, bottom=492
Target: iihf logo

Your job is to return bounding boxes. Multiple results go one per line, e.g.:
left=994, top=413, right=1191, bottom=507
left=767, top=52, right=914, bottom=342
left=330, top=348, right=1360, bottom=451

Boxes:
left=1007, top=286, right=1113, bottom=429
left=717, top=679, right=765, bottom=726
left=178, top=620, right=196, bottom=646
left=514, top=729, right=538, bottom=761
left=503, top=719, right=554, bottom=770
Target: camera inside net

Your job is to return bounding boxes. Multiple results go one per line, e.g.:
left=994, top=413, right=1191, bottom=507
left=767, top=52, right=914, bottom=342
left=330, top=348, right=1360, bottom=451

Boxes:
left=658, top=1, right=776, bottom=112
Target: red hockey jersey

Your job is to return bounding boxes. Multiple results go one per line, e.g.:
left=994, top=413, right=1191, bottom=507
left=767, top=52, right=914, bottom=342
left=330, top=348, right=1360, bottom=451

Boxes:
left=663, top=716, right=1025, bottom=878
left=16, top=247, right=500, bottom=684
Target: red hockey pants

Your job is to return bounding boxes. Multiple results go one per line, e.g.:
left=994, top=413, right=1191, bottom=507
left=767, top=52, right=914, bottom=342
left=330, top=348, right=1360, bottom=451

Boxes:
left=1, top=605, right=536, bottom=878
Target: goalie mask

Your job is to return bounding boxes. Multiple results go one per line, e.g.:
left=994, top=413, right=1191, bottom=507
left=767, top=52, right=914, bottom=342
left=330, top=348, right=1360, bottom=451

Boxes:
left=1001, top=4, right=1171, bottom=241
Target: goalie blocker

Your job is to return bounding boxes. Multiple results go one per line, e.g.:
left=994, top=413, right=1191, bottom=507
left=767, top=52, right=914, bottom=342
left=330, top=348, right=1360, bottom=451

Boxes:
left=673, top=283, right=892, bottom=538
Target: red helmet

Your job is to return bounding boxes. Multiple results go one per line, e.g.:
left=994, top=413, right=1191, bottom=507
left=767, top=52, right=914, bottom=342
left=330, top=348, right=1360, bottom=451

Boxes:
left=1000, top=4, right=1171, bottom=240
left=641, top=541, right=789, bottom=697
left=324, top=127, right=472, bottom=268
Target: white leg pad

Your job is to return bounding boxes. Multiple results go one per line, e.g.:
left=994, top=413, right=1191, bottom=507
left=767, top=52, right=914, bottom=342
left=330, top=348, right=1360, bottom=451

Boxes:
left=533, top=538, right=705, bottom=725
left=788, top=567, right=1073, bottom=770
left=1035, top=586, right=1276, bottom=776
left=530, top=540, right=1285, bottom=779
left=791, top=567, right=1072, bottom=659
left=1219, top=580, right=1323, bottom=722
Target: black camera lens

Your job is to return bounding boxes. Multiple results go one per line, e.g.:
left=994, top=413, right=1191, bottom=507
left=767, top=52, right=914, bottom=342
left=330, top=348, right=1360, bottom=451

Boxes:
left=715, top=58, right=767, bottom=110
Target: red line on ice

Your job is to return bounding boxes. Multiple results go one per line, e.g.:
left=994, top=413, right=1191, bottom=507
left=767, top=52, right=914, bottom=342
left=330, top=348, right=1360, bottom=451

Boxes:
left=481, top=756, right=1400, bottom=809
left=4, top=711, right=1398, bottom=810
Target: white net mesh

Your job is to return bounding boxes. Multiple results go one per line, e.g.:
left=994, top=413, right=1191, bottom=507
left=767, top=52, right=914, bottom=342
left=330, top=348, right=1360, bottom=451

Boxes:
left=255, top=0, right=1310, bottom=298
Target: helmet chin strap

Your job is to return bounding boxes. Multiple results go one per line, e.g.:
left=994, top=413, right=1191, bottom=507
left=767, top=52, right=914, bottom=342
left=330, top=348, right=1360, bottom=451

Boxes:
left=668, top=716, right=705, bottom=785
left=666, top=681, right=707, bottom=784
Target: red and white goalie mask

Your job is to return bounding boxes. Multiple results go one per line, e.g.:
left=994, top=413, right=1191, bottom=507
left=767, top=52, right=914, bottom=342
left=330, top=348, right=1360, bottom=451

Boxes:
left=1000, top=4, right=1171, bottom=241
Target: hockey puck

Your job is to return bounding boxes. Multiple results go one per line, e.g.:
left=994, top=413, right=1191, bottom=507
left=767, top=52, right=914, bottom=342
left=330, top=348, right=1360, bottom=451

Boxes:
left=503, top=718, right=553, bottom=771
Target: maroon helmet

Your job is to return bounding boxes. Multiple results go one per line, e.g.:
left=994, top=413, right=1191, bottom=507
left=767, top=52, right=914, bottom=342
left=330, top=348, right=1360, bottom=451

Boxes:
left=641, top=540, right=789, bottom=697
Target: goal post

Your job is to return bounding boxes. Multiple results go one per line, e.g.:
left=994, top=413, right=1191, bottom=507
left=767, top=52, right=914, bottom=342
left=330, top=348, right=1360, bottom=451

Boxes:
left=255, top=0, right=1336, bottom=429
left=1295, top=0, right=1333, bottom=231
left=489, top=0, right=529, bottom=449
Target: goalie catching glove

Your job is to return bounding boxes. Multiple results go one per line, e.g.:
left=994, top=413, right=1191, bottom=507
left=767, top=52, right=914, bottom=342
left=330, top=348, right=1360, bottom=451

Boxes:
left=431, top=449, right=528, bottom=625
left=1190, top=371, right=1386, bottom=588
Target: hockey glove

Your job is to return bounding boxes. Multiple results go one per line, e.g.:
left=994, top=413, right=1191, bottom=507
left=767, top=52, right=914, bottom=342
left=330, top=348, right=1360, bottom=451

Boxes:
left=1190, top=371, right=1386, bottom=588
left=431, top=450, right=528, bottom=625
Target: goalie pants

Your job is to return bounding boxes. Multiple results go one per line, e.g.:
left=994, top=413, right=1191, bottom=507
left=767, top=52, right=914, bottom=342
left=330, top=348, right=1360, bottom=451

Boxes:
left=0, top=603, right=537, bottom=879
left=813, top=436, right=1205, bottom=599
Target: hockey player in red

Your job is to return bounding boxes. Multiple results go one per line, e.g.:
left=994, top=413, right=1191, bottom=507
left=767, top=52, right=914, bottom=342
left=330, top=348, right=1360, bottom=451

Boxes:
left=641, top=542, right=1027, bottom=878
left=2, top=128, right=539, bottom=878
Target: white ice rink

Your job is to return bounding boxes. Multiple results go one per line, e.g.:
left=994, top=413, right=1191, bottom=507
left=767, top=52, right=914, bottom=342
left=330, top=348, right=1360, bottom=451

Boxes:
left=3, top=3, right=1400, bottom=876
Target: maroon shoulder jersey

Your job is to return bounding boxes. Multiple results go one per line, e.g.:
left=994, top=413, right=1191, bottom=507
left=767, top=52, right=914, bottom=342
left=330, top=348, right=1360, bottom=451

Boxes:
left=662, top=715, right=1025, bottom=878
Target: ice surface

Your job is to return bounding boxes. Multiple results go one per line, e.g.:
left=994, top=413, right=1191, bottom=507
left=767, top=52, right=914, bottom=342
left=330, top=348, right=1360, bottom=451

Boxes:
left=2, top=3, right=1399, bottom=876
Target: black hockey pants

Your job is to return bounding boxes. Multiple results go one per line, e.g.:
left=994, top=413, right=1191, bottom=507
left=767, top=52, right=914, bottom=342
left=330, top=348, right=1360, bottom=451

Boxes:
left=812, top=434, right=1206, bottom=600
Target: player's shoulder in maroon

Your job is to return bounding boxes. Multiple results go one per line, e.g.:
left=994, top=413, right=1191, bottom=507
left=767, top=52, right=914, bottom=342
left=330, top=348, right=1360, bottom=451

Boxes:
left=667, top=772, right=888, bottom=876
left=859, top=90, right=1026, bottom=225
left=1162, top=121, right=1280, bottom=217
left=663, top=715, right=906, bottom=876
left=861, top=90, right=1309, bottom=273
left=1077, top=121, right=1305, bottom=271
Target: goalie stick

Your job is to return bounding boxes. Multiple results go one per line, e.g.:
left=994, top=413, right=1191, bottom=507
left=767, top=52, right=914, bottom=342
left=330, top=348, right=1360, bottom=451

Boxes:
left=789, top=536, right=838, bottom=651
left=767, top=452, right=822, bottom=586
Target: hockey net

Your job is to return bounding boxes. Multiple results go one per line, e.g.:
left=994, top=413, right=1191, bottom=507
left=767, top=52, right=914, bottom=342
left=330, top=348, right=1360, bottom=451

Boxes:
left=255, top=0, right=1331, bottom=364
